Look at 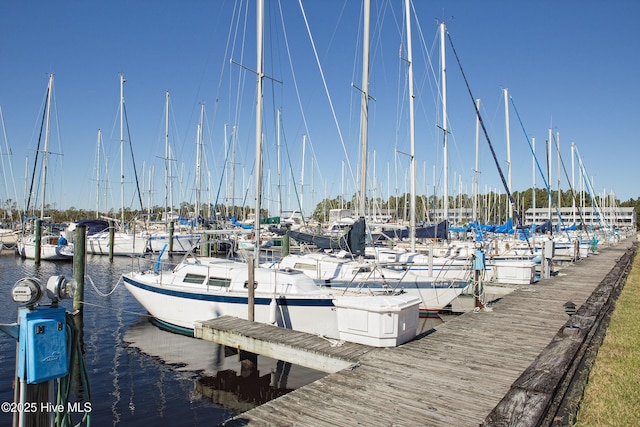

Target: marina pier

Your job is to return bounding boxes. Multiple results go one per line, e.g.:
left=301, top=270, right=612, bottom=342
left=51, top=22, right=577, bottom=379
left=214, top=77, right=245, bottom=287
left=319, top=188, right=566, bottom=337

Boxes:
left=195, top=237, right=635, bottom=426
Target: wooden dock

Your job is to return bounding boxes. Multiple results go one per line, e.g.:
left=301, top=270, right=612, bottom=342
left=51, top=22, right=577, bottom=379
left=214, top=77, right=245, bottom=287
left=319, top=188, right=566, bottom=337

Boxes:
left=198, top=237, right=636, bottom=426
left=195, top=316, right=375, bottom=373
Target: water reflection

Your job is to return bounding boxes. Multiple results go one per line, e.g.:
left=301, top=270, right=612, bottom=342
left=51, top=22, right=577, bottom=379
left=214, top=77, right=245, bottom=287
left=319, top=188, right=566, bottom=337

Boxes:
left=123, top=318, right=328, bottom=414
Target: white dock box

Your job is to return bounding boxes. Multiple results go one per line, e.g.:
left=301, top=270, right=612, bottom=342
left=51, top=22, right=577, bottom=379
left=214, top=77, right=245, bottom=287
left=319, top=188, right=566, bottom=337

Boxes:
left=334, top=295, right=420, bottom=347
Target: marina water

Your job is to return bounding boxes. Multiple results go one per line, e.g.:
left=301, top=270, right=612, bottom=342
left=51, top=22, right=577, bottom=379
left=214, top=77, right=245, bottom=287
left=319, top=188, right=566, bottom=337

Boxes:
left=0, top=252, right=327, bottom=426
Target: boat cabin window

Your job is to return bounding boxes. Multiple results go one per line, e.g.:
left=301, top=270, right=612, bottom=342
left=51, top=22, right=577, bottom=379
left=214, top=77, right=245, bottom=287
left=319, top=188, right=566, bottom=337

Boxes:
left=352, top=267, right=371, bottom=274
left=293, top=262, right=317, bottom=271
left=208, top=277, right=231, bottom=287
left=244, top=280, right=258, bottom=289
left=183, top=273, right=206, bottom=285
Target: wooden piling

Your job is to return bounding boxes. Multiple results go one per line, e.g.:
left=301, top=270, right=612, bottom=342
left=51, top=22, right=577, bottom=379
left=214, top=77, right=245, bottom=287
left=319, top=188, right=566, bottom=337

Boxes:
left=71, top=225, right=87, bottom=407
left=212, top=222, right=219, bottom=255
left=247, top=257, right=255, bottom=322
left=282, top=233, right=290, bottom=256
left=201, top=232, right=210, bottom=257
left=34, top=219, right=42, bottom=264
left=73, top=224, right=86, bottom=315
left=168, top=221, right=174, bottom=254
left=108, top=219, right=115, bottom=261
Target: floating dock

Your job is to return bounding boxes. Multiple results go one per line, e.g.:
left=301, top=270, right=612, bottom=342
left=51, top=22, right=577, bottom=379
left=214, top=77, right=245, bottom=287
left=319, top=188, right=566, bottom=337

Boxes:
left=196, top=237, right=635, bottom=426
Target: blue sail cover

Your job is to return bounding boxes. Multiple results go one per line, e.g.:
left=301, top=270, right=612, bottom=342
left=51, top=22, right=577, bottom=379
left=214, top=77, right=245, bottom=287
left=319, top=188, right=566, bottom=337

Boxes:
left=531, top=220, right=552, bottom=233
left=381, top=220, right=449, bottom=240
left=230, top=216, right=254, bottom=229
left=269, top=217, right=367, bottom=256
left=75, top=219, right=110, bottom=236
left=493, top=218, right=514, bottom=233
left=468, top=218, right=514, bottom=234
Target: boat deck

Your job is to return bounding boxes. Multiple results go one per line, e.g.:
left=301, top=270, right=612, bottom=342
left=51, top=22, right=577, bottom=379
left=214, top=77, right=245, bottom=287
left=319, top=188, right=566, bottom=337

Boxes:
left=199, top=237, right=635, bottom=426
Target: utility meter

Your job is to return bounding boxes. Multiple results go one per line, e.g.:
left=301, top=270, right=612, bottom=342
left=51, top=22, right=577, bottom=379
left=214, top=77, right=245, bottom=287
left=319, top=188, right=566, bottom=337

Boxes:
left=11, top=278, right=44, bottom=307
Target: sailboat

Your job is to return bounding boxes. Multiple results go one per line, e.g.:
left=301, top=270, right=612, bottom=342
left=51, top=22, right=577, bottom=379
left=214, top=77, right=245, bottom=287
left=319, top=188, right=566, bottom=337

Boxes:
left=86, top=74, right=148, bottom=256
left=122, top=1, right=421, bottom=347
left=0, top=106, right=20, bottom=250
left=17, top=74, right=73, bottom=261
left=261, top=3, right=471, bottom=314
left=147, top=91, right=200, bottom=253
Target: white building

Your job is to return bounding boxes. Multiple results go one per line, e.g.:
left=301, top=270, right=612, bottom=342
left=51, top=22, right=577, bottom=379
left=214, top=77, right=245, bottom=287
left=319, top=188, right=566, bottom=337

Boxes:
left=524, top=206, right=636, bottom=229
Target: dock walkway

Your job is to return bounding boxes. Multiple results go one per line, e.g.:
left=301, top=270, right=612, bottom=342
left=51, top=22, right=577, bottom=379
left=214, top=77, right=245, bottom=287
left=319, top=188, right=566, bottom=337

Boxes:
left=208, top=238, right=635, bottom=426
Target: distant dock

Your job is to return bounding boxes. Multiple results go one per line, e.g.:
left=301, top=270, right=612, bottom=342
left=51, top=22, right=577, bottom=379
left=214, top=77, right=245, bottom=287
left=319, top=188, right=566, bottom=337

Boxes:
left=196, top=237, right=636, bottom=426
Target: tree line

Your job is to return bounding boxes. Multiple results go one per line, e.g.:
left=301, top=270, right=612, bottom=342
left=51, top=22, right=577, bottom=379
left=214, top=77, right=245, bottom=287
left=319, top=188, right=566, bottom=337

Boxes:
left=2, top=187, right=638, bottom=226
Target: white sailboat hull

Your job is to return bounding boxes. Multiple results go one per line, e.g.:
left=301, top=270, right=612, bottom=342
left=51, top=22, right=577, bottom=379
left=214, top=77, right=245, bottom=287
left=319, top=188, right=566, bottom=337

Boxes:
left=122, top=258, right=422, bottom=346
left=264, top=253, right=469, bottom=312
left=87, top=231, right=148, bottom=256
left=148, top=232, right=200, bottom=253
left=17, top=236, right=73, bottom=261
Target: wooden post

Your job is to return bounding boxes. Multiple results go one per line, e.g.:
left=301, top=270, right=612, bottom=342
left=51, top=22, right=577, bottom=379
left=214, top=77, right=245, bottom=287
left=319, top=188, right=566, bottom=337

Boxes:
left=71, top=226, right=87, bottom=406
left=70, top=226, right=87, bottom=407
left=201, top=232, right=210, bottom=257
left=474, top=267, right=482, bottom=309
left=282, top=233, right=290, bottom=256
left=168, top=221, right=174, bottom=255
left=34, top=219, right=42, bottom=264
left=212, top=222, right=219, bottom=255
left=238, top=350, right=258, bottom=380
left=108, top=219, right=115, bottom=261
left=73, top=225, right=87, bottom=314
left=247, top=257, right=255, bottom=322
left=541, top=242, right=547, bottom=279
left=474, top=249, right=485, bottom=309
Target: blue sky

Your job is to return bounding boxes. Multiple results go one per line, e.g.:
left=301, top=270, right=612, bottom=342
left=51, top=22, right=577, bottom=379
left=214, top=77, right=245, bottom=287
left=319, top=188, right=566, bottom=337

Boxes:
left=1, top=0, right=638, bottom=219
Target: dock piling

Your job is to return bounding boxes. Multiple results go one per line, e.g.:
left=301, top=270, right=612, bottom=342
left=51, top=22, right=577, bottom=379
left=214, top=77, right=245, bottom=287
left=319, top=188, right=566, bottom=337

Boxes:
left=73, top=224, right=86, bottom=315
left=169, top=221, right=174, bottom=255
left=34, top=219, right=42, bottom=264
left=108, top=220, right=115, bottom=261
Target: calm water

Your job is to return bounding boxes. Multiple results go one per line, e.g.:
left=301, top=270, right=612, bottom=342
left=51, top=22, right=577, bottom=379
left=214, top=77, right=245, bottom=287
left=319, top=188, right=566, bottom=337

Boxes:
left=0, top=252, right=326, bottom=426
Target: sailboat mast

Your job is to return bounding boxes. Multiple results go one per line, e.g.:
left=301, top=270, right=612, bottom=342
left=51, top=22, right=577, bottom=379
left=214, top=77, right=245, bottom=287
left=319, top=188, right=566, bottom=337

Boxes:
left=504, top=88, right=512, bottom=219
left=532, top=137, right=536, bottom=224
left=96, top=129, right=102, bottom=218
left=164, top=91, right=170, bottom=222
left=358, top=0, right=370, bottom=219
left=300, top=135, right=306, bottom=211
left=120, top=74, right=126, bottom=227
left=556, top=131, right=561, bottom=212
left=547, top=128, right=552, bottom=229
left=341, top=161, right=345, bottom=210
left=440, top=22, right=448, bottom=230
left=254, top=0, right=264, bottom=258
left=473, top=98, right=480, bottom=222
left=277, top=109, right=282, bottom=218
left=571, top=141, right=576, bottom=224
left=196, top=103, right=204, bottom=222
left=405, top=0, right=416, bottom=252
left=40, top=73, right=54, bottom=220
left=231, top=126, right=237, bottom=217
